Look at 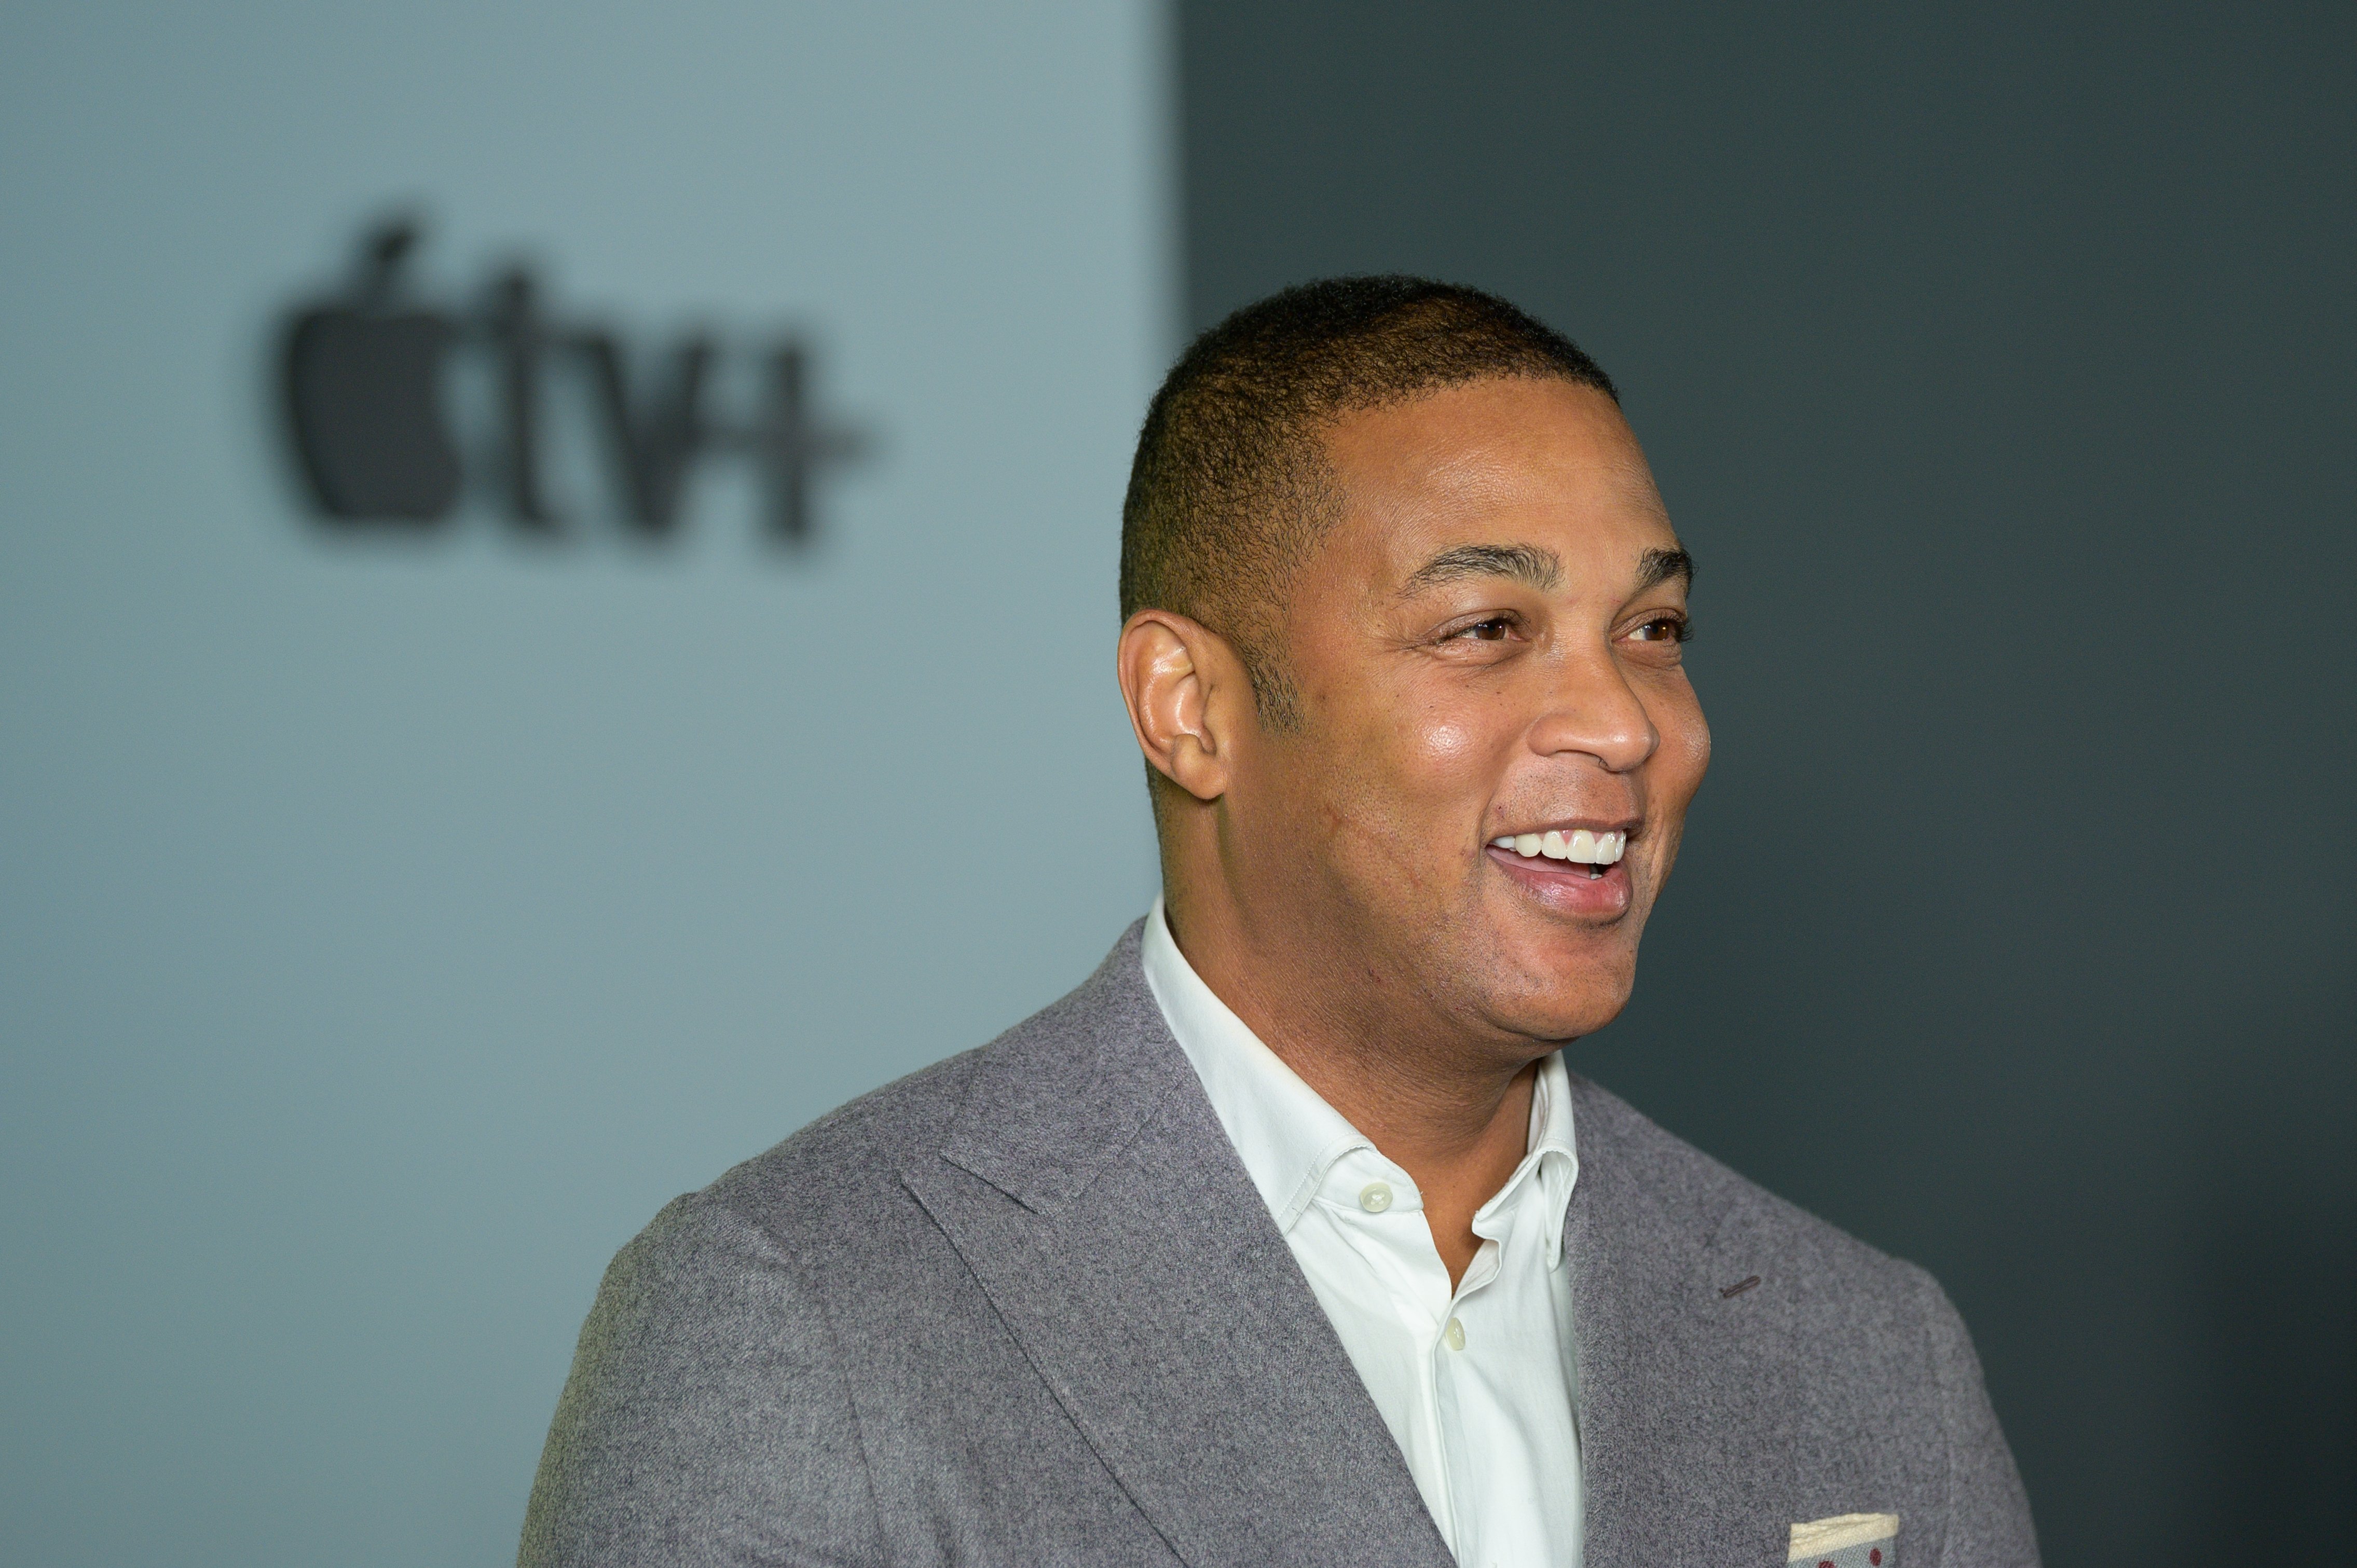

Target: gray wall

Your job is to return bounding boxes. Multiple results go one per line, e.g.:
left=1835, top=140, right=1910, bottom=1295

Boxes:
left=0, top=5, right=1167, bottom=1561
left=1179, top=4, right=2352, bottom=1562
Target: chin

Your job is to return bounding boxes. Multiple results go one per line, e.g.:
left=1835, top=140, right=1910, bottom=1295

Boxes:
left=1480, top=959, right=1637, bottom=1045
left=1498, top=906, right=1641, bottom=1001
left=1514, top=996, right=1632, bottom=1044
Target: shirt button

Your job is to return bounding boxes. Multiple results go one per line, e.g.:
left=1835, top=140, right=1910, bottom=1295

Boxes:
left=1444, top=1317, right=1467, bottom=1352
left=1358, top=1181, right=1393, bottom=1213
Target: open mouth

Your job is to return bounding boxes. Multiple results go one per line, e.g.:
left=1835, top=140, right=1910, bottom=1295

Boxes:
left=1488, top=828, right=1627, bottom=879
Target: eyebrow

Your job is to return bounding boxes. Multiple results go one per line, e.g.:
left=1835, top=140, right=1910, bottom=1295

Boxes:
left=1635, top=546, right=1695, bottom=591
left=1397, top=543, right=1563, bottom=596
left=1396, top=541, right=1696, bottom=597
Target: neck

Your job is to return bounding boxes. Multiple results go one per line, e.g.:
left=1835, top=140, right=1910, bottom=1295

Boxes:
left=1163, top=884, right=1549, bottom=1286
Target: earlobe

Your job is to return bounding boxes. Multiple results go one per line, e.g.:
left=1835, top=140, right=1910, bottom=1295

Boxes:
left=1117, top=610, right=1234, bottom=804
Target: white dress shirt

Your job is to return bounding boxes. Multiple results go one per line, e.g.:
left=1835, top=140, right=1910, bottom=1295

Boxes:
left=1141, top=900, right=1584, bottom=1567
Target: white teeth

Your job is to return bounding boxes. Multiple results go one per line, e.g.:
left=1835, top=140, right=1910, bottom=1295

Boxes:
left=1494, top=828, right=1631, bottom=864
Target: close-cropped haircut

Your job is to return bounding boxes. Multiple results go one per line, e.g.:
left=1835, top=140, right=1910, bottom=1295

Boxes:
left=1119, top=276, right=1616, bottom=730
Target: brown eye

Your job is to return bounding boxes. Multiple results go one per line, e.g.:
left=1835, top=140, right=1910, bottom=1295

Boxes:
left=1629, top=616, right=1690, bottom=643
left=1458, top=617, right=1513, bottom=642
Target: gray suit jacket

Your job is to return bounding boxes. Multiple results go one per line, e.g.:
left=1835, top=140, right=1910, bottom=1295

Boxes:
left=522, top=925, right=2038, bottom=1566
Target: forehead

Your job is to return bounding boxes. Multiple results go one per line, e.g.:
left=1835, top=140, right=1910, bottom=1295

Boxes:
left=1315, top=377, right=1676, bottom=587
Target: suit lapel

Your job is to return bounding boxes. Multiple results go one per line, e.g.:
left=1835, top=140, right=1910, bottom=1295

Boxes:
left=1564, top=1078, right=1791, bottom=1564
left=902, top=928, right=1452, bottom=1568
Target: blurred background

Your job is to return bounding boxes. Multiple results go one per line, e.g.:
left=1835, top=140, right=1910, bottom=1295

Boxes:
left=2, top=4, right=2348, bottom=1563
left=1, top=5, right=1169, bottom=1562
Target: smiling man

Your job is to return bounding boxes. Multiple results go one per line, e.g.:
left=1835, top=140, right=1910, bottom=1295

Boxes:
left=522, top=279, right=2039, bottom=1567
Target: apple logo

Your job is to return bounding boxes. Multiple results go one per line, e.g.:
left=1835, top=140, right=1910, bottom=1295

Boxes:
left=281, top=221, right=462, bottom=524
left=273, top=213, right=873, bottom=544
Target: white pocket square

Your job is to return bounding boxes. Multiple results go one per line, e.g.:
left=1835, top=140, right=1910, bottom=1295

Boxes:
left=1787, top=1512, right=1899, bottom=1567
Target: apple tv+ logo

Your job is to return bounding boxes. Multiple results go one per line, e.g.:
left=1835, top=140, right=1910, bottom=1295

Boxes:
left=280, top=218, right=866, bottom=547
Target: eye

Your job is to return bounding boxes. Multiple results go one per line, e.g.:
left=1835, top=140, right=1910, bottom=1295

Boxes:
left=1450, top=615, right=1516, bottom=643
left=1627, top=614, right=1691, bottom=644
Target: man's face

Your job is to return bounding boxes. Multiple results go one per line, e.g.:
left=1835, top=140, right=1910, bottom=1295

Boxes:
left=1229, top=376, right=1708, bottom=1047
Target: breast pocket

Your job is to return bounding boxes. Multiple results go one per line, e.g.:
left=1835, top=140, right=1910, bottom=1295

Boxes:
left=1786, top=1512, right=1899, bottom=1567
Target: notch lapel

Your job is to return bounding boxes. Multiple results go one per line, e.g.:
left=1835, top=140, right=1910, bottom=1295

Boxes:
left=902, top=928, right=1451, bottom=1568
left=1564, top=1078, right=1791, bottom=1564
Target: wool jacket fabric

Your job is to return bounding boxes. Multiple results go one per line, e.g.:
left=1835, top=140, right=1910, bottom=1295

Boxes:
left=520, top=924, right=2040, bottom=1566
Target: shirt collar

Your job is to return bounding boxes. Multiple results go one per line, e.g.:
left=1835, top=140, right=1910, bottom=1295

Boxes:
left=1499, top=1047, right=1581, bottom=1266
left=1141, top=898, right=1579, bottom=1254
left=1142, top=898, right=1369, bottom=1230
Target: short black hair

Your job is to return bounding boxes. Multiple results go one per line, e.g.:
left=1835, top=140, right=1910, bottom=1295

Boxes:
left=1119, top=276, right=1616, bottom=727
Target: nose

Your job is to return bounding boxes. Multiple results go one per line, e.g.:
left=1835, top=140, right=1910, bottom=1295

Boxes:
left=1526, top=648, right=1659, bottom=774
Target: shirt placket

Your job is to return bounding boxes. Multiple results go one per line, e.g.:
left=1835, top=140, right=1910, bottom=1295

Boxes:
left=1433, top=1193, right=1524, bottom=1563
left=1321, top=1156, right=1464, bottom=1539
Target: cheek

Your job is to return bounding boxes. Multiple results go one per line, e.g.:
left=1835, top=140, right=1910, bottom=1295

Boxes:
left=1315, top=705, right=1487, bottom=865
left=1673, top=707, right=1711, bottom=793
left=1390, top=697, right=1513, bottom=816
left=1410, top=716, right=1479, bottom=771
left=1648, top=683, right=1711, bottom=800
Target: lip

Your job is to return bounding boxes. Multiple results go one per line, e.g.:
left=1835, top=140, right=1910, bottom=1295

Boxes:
left=1484, top=839, right=1635, bottom=919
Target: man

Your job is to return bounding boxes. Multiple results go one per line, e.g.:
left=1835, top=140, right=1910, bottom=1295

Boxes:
left=521, top=279, right=2038, bottom=1566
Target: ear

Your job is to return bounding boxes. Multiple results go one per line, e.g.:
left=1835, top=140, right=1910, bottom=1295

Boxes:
left=1116, top=609, right=1249, bottom=803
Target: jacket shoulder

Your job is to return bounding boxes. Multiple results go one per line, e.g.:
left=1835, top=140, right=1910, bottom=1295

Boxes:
left=690, top=1044, right=984, bottom=1245
left=1568, top=1077, right=2040, bottom=1563
left=1570, top=1074, right=1937, bottom=1304
left=698, top=921, right=1149, bottom=1241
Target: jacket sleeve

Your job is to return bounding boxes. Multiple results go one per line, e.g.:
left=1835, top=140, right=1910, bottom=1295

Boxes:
left=519, top=1193, right=887, bottom=1567
left=1911, top=1267, right=2040, bottom=1567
